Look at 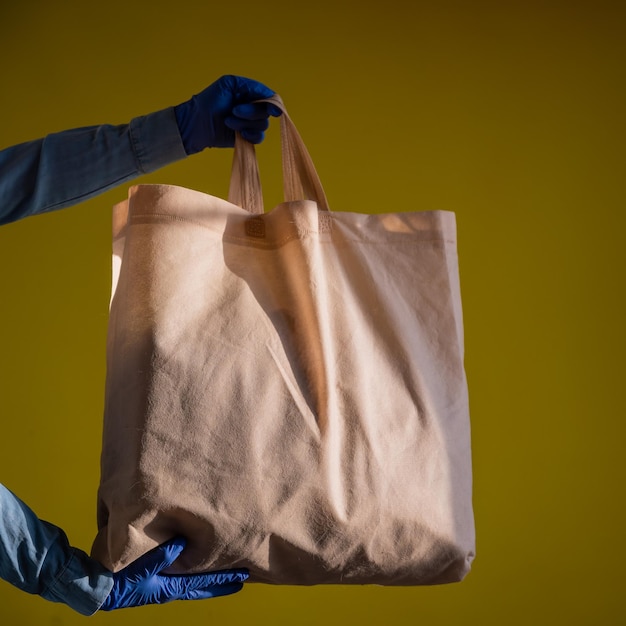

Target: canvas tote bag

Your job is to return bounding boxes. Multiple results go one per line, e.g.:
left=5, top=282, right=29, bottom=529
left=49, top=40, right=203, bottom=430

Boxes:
left=91, top=96, right=475, bottom=585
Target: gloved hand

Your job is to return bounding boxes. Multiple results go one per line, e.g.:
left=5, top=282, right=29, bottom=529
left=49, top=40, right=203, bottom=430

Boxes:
left=99, top=537, right=248, bottom=611
left=174, top=75, right=281, bottom=153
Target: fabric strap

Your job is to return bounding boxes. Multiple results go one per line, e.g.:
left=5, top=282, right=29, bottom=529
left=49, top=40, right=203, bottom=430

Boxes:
left=228, top=95, right=330, bottom=214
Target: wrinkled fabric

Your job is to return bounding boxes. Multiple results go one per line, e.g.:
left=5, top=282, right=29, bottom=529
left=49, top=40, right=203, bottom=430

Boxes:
left=93, top=106, right=475, bottom=585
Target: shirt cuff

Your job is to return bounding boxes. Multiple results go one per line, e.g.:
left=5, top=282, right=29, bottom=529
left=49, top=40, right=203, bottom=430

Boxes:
left=40, top=546, right=114, bottom=616
left=129, top=106, right=188, bottom=174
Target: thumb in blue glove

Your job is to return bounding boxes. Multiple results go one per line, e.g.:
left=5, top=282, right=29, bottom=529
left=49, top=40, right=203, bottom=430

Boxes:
left=174, top=74, right=282, bottom=153
left=99, top=537, right=248, bottom=611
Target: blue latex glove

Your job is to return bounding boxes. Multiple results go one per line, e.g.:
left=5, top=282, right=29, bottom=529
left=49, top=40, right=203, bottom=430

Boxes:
left=99, top=537, right=248, bottom=611
left=174, top=75, right=281, bottom=153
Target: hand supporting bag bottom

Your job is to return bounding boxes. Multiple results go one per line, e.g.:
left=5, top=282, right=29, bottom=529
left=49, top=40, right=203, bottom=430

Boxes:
left=92, top=96, right=475, bottom=585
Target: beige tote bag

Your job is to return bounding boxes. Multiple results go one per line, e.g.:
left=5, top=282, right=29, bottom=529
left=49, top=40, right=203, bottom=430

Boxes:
left=92, top=97, right=475, bottom=585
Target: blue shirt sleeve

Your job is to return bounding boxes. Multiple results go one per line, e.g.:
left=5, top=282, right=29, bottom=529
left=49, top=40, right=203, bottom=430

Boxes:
left=0, top=482, right=113, bottom=616
left=0, top=106, right=187, bottom=225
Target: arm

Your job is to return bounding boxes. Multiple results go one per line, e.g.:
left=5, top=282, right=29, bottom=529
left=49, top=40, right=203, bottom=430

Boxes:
left=0, top=483, right=247, bottom=614
left=0, top=75, right=281, bottom=226
left=0, top=107, right=186, bottom=226
left=0, top=482, right=113, bottom=616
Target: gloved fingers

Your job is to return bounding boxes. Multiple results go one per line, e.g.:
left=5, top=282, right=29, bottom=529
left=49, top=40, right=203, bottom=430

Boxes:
left=241, top=130, right=266, bottom=144
left=185, top=582, right=245, bottom=600
left=161, top=567, right=249, bottom=587
left=174, top=75, right=279, bottom=152
left=224, top=116, right=271, bottom=133
left=226, top=75, right=276, bottom=102
left=232, top=102, right=282, bottom=120
left=134, top=537, right=187, bottom=576
left=155, top=568, right=248, bottom=602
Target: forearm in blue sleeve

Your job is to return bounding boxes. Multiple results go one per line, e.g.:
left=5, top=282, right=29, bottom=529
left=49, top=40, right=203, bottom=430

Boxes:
left=0, top=482, right=113, bottom=616
left=0, top=107, right=187, bottom=226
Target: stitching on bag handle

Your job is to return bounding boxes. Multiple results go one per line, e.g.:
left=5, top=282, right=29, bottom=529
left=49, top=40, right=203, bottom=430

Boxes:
left=319, top=212, right=333, bottom=233
left=245, top=216, right=266, bottom=238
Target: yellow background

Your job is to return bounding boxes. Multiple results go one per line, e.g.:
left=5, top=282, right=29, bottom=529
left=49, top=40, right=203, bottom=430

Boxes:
left=1, top=0, right=624, bottom=624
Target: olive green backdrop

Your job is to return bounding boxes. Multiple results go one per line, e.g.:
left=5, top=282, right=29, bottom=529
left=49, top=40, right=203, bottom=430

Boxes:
left=1, top=1, right=624, bottom=624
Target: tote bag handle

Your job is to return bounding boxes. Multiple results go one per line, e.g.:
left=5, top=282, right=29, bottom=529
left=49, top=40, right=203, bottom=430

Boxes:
left=228, top=95, right=330, bottom=214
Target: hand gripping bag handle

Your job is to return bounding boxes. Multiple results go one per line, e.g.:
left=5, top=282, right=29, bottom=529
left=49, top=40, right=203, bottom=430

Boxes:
left=228, top=95, right=330, bottom=214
